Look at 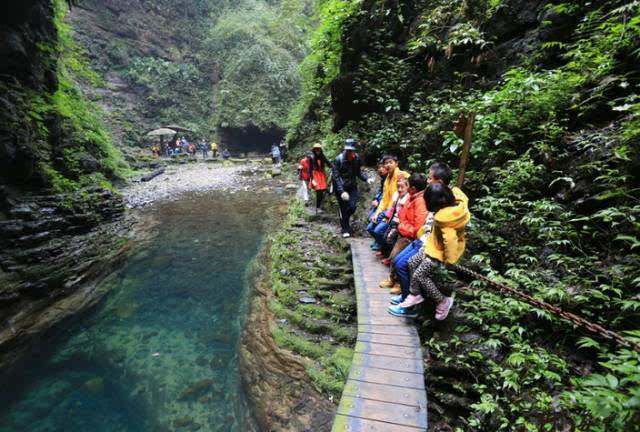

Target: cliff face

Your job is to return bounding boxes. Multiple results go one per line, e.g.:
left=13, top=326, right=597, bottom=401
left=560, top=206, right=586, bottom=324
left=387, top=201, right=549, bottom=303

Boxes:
left=288, top=0, right=640, bottom=429
left=0, top=0, right=131, bottom=372
left=67, top=0, right=219, bottom=147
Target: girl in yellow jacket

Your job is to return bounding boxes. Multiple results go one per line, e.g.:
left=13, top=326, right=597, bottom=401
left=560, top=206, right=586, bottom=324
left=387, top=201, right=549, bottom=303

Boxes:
left=395, top=183, right=470, bottom=320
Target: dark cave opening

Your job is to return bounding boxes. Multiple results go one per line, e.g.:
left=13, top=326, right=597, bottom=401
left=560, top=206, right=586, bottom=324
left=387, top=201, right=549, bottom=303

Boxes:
left=218, top=126, right=284, bottom=157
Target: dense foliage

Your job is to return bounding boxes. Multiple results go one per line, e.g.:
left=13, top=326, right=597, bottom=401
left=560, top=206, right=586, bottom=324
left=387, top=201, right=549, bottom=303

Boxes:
left=205, top=0, right=311, bottom=132
left=1, top=0, right=131, bottom=192
left=288, top=0, right=640, bottom=430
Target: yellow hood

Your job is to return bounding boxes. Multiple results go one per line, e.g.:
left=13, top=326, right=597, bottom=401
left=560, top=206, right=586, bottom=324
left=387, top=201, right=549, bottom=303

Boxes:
left=433, top=186, right=470, bottom=229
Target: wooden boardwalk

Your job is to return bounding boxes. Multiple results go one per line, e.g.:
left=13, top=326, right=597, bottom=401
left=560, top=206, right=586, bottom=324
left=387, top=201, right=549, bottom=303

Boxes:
left=332, top=238, right=427, bottom=432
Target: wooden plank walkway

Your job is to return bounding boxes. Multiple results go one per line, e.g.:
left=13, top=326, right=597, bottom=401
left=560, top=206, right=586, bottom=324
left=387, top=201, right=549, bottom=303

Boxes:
left=332, top=238, right=427, bottom=432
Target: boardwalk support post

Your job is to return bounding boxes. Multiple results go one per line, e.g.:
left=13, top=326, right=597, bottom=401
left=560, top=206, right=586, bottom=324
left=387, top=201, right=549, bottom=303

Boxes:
left=454, top=112, right=475, bottom=189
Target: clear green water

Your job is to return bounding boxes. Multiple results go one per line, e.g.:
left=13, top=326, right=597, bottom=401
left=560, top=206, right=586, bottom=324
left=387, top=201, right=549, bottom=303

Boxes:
left=0, top=189, right=278, bottom=432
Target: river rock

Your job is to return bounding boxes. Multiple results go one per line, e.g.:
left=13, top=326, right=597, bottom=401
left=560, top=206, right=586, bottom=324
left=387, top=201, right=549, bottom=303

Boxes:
left=298, top=297, right=317, bottom=304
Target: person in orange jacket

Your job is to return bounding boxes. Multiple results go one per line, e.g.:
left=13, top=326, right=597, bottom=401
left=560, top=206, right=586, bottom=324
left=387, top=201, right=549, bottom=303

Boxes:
left=308, top=143, right=332, bottom=211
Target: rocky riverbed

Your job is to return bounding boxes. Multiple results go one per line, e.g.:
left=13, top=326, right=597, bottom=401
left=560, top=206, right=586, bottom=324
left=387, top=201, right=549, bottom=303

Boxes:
left=123, top=161, right=287, bottom=209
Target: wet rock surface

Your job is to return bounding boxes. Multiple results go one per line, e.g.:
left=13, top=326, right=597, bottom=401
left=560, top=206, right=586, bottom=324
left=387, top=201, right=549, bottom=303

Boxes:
left=240, top=247, right=337, bottom=432
left=0, top=186, right=132, bottom=371
left=122, top=160, right=274, bottom=209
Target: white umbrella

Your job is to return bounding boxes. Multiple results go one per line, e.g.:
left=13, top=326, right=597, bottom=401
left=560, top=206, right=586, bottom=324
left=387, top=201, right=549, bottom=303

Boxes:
left=146, top=128, right=177, bottom=136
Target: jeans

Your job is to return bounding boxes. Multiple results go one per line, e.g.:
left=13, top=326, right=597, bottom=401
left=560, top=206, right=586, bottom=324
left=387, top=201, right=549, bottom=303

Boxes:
left=336, top=188, right=358, bottom=233
left=392, top=239, right=423, bottom=300
left=366, top=212, right=386, bottom=239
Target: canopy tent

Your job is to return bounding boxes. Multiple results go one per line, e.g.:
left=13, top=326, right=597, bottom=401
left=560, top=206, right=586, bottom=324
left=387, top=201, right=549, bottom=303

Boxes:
left=165, top=125, right=194, bottom=133
left=146, top=128, right=177, bottom=137
left=146, top=128, right=178, bottom=155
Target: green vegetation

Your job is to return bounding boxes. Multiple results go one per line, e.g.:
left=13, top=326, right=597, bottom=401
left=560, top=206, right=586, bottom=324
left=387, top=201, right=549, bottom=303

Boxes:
left=205, top=0, right=311, bottom=132
left=287, top=0, right=640, bottom=429
left=268, top=199, right=356, bottom=398
left=20, top=0, right=131, bottom=192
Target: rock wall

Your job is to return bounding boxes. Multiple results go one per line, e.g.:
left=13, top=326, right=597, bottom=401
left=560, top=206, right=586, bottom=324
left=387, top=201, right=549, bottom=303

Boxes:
left=0, top=0, right=132, bottom=372
left=240, top=245, right=336, bottom=432
left=0, top=186, right=132, bottom=371
left=67, top=0, right=218, bottom=146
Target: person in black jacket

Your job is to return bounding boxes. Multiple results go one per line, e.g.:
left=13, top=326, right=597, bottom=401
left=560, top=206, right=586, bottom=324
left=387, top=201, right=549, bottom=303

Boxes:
left=332, top=138, right=373, bottom=237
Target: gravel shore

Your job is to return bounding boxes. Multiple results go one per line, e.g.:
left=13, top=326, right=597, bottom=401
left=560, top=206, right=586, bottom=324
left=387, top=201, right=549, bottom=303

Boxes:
left=123, top=162, right=275, bottom=208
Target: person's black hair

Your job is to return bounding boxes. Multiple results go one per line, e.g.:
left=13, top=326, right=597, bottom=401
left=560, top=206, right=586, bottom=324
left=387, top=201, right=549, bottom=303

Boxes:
left=429, top=162, right=452, bottom=185
left=382, top=154, right=398, bottom=163
left=424, top=183, right=456, bottom=213
left=409, top=173, right=427, bottom=192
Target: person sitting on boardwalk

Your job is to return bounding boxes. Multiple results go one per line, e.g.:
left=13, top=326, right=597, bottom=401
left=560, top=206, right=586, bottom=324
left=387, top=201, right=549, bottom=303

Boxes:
left=332, top=138, right=373, bottom=238
left=308, top=143, right=332, bottom=212
left=367, top=155, right=408, bottom=251
left=222, top=148, right=231, bottom=159
left=380, top=173, right=427, bottom=272
left=378, top=175, right=411, bottom=262
left=297, top=151, right=313, bottom=206
left=368, top=160, right=388, bottom=250
left=386, top=162, right=456, bottom=302
left=390, top=182, right=470, bottom=320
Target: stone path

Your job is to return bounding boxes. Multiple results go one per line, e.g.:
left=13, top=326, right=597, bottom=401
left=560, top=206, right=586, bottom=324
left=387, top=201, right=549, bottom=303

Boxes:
left=332, top=238, right=427, bottom=431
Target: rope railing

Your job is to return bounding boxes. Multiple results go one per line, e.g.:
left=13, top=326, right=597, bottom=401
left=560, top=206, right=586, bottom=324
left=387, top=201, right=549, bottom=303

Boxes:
left=448, top=263, right=640, bottom=353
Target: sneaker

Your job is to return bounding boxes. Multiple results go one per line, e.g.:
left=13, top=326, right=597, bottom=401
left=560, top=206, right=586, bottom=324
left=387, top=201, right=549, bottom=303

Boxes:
left=371, top=243, right=381, bottom=251
left=370, top=241, right=379, bottom=249
left=374, top=251, right=384, bottom=257
left=381, top=258, right=391, bottom=266
left=390, top=294, right=403, bottom=305
left=379, top=279, right=393, bottom=288
left=435, top=296, right=453, bottom=320
left=389, top=283, right=401, bottom=295
left=398, top=294, right=425, bottom=308
left=342, top=232, right=351, bottom=238
left=388, top=305, right=417, bottom=318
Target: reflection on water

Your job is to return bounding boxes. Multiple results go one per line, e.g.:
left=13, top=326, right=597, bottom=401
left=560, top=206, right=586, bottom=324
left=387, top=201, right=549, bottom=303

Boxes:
left=0, top=190, right=278, bottom=432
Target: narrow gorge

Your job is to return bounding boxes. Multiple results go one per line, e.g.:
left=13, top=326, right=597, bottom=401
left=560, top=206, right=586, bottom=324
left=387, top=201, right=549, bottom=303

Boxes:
left=1, top=0, right=639, bottom=431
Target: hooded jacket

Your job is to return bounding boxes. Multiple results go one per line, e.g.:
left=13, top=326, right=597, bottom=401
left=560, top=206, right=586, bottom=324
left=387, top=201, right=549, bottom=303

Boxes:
left=397, top=190, right=427, bottom=239
left=424, top=187, right=470, bottom=264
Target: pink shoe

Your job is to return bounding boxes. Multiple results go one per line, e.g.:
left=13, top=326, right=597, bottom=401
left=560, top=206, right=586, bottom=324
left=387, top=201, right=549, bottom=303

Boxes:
left=398, top=294, right=424, bottom=308
left=435, top=297, right=453, bottom=320
left=381, top=258, right=391, bottom=266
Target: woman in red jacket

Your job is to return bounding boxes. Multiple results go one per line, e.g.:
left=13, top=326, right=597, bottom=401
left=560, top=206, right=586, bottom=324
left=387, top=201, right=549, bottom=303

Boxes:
left=309, top=143, right=332, bottom=211
left=380, top=173, right=428, bottom=290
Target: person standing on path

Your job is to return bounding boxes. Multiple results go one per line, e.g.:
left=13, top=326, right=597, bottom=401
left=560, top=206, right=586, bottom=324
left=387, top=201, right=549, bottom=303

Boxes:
left=211, top=141, right=218, bottom=158
left=271, top=144, right=281, bottom=165
left=332, top=138, right=373, bottom=238
left=309, top=143, right=332, bottom=212
left=199, top=140, right=208, bottom=160
left=297, top=151, right=313, bottom=206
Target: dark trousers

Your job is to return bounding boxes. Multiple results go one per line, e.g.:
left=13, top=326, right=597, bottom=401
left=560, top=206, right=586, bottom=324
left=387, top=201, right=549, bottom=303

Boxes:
left=335, top=188, right=358, bottom=234
left=316, top=190, right=325, bottom=208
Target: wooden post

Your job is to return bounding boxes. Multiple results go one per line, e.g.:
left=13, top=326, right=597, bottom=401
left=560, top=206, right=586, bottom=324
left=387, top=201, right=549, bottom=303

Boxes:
left=456, top=112, right=475, bottom=189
